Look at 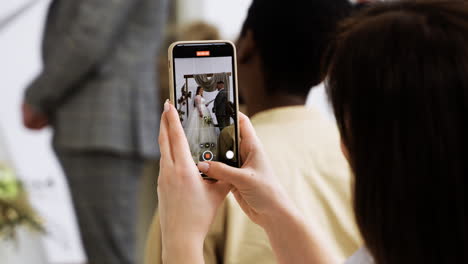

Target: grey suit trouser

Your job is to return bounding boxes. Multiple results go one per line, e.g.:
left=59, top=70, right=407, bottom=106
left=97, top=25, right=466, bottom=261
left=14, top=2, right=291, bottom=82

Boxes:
left=55, top=150, right=144, bottom=264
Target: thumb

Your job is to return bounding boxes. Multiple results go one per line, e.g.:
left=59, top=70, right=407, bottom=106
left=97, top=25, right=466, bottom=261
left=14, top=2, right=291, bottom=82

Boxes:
left=198, top=161, right=247, bottom=186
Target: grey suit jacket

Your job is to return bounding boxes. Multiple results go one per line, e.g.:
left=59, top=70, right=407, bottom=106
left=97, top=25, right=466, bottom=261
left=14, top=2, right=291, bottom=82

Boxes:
left=25, top=0, right=168, bottom=158
left=213, top=89, right=228, bottom=116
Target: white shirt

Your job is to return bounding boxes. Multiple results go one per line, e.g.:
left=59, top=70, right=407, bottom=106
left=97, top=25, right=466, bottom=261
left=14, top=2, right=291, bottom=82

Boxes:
left=346, top=247, right=375, bottom=264
left=306, top=82, right=335, bottom=121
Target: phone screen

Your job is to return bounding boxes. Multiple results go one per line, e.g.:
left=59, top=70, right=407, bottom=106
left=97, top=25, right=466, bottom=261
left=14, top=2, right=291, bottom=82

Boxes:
left=171, top=42, right=239, bottom=168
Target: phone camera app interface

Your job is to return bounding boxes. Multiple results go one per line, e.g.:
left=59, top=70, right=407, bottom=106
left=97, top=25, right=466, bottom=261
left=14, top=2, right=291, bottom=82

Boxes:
left=174, top=55, right=237, bottom=166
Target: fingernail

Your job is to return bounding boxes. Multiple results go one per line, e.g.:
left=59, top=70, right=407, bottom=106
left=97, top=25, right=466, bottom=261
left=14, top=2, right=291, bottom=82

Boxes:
left=198, top=162, right=210, bottom=173
left=164, top=100, right=170, bottom=112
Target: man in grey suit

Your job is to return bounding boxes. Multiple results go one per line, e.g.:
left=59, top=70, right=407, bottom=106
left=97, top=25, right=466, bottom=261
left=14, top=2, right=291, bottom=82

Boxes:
left=22, top=1, right=168, bottom=263
left=212, top=81, right=230, bottom=132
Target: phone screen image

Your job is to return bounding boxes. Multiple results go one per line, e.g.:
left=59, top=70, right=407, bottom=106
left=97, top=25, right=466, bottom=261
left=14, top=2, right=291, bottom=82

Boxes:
left=171, top=43, right=239, bottom=168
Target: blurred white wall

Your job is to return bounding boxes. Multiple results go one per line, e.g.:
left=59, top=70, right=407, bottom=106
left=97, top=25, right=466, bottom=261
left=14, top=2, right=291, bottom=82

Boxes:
left=177, top=0, right=252, bottom=40
left=0, top=130, right=9, bottom=162
left=203, top=0, right=251, bottom=40
left=0, top=1, right=85, bottom=263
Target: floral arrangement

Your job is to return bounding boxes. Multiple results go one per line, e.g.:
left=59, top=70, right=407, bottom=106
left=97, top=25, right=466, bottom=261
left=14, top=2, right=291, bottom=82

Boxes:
left=176, top=85, right=192, bottom=122
left=177, top=110, right=186, bottom=122
left=0, top=163, right=44, bottom=240
left=203, top=116, right=213, bottom=125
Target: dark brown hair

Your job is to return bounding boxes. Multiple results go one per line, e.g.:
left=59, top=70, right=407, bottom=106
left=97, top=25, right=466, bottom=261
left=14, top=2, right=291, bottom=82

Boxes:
left=195, top=86, right=203, bottom=96
left=326, top=0, right=468, bottom=263
left=241, top=0, right=352, bottom=96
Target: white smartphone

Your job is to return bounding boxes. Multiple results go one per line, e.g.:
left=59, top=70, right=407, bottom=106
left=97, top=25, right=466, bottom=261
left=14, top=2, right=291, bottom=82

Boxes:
left=168, top=40, right=240, bottom=175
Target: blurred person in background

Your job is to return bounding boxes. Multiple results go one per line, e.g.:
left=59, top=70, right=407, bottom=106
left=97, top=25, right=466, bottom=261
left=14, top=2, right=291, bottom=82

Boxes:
left=22, top=0, right=168, bottom=263
left=145, top=0, right=362, bottom=263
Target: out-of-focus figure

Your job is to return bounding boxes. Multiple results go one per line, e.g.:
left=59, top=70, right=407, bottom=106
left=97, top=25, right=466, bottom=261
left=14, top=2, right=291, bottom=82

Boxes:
left=22, top=0, right=168, bottom=263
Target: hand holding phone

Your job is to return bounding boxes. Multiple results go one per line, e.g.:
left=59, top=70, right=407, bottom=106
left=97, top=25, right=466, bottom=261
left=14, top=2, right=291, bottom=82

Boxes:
left=157, top=101, right=231, bottom=260
left=168, top=41, right=240, bottom=173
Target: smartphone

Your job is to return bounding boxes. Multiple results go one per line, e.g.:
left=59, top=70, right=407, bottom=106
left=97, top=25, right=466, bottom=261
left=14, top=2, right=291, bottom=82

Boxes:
left=168, top=40, right=240, bottom=175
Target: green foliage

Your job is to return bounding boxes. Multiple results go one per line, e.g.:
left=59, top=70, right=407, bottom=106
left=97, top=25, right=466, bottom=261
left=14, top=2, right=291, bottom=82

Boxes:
left=0, top=164, right=44, bottom=240
left=203, top=116, right=213, bottom=125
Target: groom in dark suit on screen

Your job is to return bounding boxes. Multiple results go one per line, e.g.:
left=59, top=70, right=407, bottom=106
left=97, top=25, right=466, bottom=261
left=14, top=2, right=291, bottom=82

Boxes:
left=213, top=81, right=230, bottom=132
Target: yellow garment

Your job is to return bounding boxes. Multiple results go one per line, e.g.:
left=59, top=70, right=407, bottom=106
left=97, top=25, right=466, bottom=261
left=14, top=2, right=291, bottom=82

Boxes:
left=145, top=106, right=362, bottom=264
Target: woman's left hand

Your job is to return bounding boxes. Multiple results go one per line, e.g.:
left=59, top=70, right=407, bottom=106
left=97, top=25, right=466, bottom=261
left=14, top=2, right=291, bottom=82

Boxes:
left=157, top=100, right=231, bottom=262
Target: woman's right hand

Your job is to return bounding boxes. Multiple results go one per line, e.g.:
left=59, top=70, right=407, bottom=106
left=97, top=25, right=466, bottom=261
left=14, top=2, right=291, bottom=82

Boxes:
left=197, top=113, right=291, bottom=227
left=198, top=113, right=337, bottom=264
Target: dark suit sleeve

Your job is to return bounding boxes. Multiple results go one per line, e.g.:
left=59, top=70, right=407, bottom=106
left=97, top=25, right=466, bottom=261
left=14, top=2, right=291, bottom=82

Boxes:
left=221, top=91, right=228, bottom=104
left=25, top=0, right=139, bottom=114
left=213, top=96, right=218, bottom=113
left=220, top=91, right=228, bottom=115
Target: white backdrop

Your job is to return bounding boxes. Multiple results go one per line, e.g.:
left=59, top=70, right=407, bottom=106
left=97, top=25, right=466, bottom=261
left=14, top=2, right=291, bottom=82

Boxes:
left=0, top=1, right=86, bottom=263
left=177, top=0, right=252, bottom=40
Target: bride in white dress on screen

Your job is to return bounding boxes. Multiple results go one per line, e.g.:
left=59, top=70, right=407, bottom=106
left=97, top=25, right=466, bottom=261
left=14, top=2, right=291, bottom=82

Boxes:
left=184, top=86, right=218, bottom=162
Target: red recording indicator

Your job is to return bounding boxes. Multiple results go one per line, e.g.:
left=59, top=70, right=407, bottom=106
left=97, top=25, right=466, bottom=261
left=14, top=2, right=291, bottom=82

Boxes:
left=196, top=51, right=210, bottom=57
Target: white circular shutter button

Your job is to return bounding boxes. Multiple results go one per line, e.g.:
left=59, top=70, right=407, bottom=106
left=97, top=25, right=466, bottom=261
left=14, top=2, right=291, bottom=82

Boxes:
left=225, top=150, right=234, bottom=160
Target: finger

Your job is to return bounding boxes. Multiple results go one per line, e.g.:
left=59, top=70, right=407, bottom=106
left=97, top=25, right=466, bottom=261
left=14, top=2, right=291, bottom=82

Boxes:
left=165, top=103, right=193, bottom=164
left=158, top=103, right=173, bottom=163
left=198, top=161, right=248, bottom=187
left=238, top=112, right=260, bottom=143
